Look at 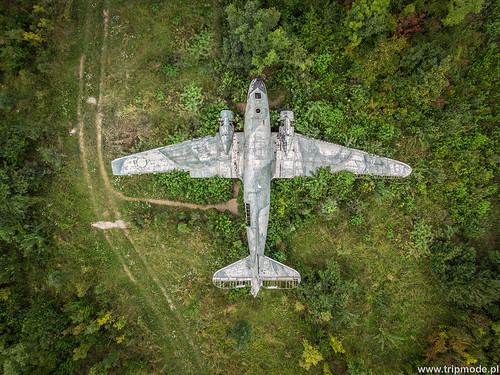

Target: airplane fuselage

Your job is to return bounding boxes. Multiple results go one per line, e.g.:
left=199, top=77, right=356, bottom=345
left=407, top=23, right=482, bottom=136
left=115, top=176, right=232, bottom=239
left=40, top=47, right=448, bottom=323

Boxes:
left=243, top=79, right=273, bottom=295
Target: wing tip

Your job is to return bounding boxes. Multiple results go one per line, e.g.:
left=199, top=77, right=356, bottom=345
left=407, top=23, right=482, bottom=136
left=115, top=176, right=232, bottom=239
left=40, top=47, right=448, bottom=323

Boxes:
left=111, top=158, right=126, bottom=175
left=402, top=163, right=412, bottom=177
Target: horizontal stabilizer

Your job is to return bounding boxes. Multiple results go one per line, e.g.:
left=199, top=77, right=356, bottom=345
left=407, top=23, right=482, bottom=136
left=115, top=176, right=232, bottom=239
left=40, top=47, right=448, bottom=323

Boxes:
left=212, top=255, right=301, bottom=292
left=212, top=256, right=252, bottom=289
left=260, top=256, right=301, bottom=289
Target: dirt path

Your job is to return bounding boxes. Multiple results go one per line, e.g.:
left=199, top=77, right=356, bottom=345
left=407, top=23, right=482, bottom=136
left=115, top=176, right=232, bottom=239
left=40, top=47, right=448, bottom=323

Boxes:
left=115, top=190, right=240, bottom=215
left=94, top=9, right=239, bottom=216
left=268, top=91, right=287, bottom=108
left=77, top=3, right=205, bottom=372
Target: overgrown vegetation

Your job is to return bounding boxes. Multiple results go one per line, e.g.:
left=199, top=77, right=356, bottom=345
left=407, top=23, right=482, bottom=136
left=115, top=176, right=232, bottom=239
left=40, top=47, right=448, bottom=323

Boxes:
left=1, top=0, right=498, bottom=373
left=0, top=0, right=165, bottom=372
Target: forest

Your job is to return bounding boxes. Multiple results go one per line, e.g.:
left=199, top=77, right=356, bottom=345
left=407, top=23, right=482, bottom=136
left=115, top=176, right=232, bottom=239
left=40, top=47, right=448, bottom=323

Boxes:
left=0, top=0, right=498, bottom=374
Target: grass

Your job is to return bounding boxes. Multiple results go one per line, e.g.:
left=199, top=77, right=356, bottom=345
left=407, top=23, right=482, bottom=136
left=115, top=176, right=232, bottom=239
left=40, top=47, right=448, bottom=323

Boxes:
left=291, top=197, right=451, bottom=373
left=38, top=0, right=211, bottom=372
left=38, top=0, right=314, bottom=372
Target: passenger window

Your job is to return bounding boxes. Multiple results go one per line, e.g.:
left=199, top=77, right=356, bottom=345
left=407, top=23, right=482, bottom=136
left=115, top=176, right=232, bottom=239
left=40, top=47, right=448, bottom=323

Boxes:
left=245, top=203, right=251, bottom=226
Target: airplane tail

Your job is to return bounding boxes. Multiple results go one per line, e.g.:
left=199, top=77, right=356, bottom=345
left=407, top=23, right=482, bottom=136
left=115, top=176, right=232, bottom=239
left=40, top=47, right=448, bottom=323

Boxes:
left=212, top=255, right=301, bottom=297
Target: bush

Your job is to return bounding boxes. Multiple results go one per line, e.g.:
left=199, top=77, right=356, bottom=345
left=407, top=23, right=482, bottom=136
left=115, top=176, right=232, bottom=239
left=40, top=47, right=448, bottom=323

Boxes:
left=299, top=339, right=323, bottom=370
left=430, top=241, right=500, bottom=309
left=196, top=101, right=229, bottom=137
left=320, top=198, right=338, bottom=216
left=348, top=357, right=373, bottom=375
left=295, top=100, right=345, bottom=141
left=180, top=84, right=204, bottom=113
left=222, top=0, right=308, bottom=74
left=407, top=220, right=434, bottom=258
left=187, top=30, right=213, bottom=62
left=154, top=170, right=233, bottom=205
left=231, top=319, right=253, bottom=350
left=299, top=258, right=358, bottom=325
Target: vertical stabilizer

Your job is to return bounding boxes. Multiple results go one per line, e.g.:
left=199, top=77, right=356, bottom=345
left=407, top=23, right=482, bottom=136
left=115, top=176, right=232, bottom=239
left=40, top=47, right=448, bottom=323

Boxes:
left=251, top=277, right=260, bottom=297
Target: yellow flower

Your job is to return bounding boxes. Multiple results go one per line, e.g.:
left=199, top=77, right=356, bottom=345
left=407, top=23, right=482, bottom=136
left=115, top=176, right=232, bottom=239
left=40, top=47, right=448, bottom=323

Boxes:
left=97, top=311, right=112, bottom=326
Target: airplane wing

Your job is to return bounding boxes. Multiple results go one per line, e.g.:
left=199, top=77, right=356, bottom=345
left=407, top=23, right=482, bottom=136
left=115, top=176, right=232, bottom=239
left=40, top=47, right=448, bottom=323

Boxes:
left=272, top=133, right=412, bottom=178
left=112, top=132, right=245, bottom=178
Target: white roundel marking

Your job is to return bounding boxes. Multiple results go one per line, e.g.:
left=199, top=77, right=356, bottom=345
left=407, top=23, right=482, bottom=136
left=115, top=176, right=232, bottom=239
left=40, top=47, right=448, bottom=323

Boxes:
left=136, top=157, right=147, bottom=168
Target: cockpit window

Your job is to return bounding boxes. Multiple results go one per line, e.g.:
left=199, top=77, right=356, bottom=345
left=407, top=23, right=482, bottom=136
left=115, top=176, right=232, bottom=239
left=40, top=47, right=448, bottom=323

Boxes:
left=255, top=93, right=261, bottom=99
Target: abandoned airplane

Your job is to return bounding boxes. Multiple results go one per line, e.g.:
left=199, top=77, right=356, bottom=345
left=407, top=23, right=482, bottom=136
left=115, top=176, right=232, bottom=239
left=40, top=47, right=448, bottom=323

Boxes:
left=111, top=78, right=412, bottom=297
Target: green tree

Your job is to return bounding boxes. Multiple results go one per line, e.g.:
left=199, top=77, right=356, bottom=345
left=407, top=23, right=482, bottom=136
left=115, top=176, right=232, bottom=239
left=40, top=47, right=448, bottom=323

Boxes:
left=0, top=168, right=30, bottom=242
left=231, top=319, right=253, bottom=350
left=430, top=241, right=500, bottom=309
left=348, top=357, right=373, bottom=375
left=407, top=56, right=453, bottom=109
left=442, top=0, right=485, bottom=26
left=344, top=0, right=391, bottom=48
left=222, top=0, right=307, bottom=73
left=299, top=339, right=323, bottom=370
left=0, top=91, right=18, bottom=110
left=299, top=258, right=357, bottom=325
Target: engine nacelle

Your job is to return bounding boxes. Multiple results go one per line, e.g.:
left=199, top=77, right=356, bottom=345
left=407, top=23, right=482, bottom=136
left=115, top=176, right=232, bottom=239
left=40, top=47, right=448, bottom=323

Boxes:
left=278, top=110, right=295, bottom=154
left=218, top=110, right=235, bottom=154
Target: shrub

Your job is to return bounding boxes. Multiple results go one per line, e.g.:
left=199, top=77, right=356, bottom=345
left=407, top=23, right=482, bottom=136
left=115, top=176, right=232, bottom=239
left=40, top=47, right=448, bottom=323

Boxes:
left=349, top=214, right=364, bottom=226
left=299, top=258, right=358, bottom=325
left=347, top=357, right=373, bottom=375
left=154, top=170, right=233, bottom=205
left=299, top=339, right=323, bottom=370
left=430, top=241, right=500, bottom=309
left=231, top=319, right=253, bottom=350
left=407, top=220, right=434, bottom=258
left=160, top=62, right=178, bottom=77
left=180, top=84, right=204, bottom=113
left=222, top=1, right=308, bottom=74
left=320, top=198, right=338, bottom=216
left=187, top=30, right=213, bottom=61
left=196, top=101, right=229, bottom=137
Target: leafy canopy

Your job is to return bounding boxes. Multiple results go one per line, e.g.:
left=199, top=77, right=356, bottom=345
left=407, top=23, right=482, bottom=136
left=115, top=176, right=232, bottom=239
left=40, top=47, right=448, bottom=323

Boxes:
left=223, top=0, right=308, bottom=74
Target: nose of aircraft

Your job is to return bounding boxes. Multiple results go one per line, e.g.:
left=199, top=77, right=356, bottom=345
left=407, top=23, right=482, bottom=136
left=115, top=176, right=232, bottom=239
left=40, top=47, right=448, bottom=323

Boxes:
left=248, top=78, right=267, bottom=97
